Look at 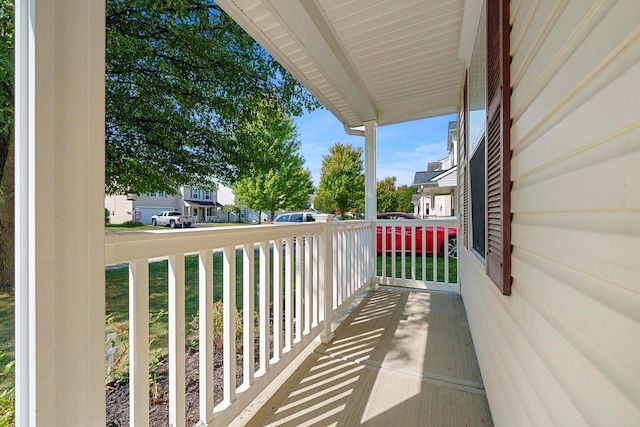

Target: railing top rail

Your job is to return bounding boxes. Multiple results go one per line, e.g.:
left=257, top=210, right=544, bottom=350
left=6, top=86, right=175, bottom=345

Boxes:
left=105, top=222, right=323, bottom=266
left=375, top=218, right=458, bottom=226
left=332, top=220, right=374, bottom=231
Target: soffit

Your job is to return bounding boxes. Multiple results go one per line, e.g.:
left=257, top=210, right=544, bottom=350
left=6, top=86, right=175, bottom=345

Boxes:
left=217, top=0, right=466, bottom=128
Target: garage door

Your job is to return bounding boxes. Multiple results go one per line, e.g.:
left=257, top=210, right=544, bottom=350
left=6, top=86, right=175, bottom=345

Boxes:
left=136, top=207, right=174, bottom=225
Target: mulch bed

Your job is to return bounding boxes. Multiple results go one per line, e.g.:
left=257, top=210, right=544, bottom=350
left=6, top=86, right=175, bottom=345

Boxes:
left=106, top=341, right=266, bottom=426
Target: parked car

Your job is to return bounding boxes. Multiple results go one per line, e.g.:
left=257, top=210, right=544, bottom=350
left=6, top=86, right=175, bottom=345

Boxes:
left=272, top=211, right=319, bottom=224
left=150, top=211, right=193, bottom=228
left=376, top=212, right=457, bottom=258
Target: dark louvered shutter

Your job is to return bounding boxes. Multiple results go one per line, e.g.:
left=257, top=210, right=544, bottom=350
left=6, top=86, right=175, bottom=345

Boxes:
left=485, top=0, right=511, bottom=295
left=459, top=78, right=468, bottom=248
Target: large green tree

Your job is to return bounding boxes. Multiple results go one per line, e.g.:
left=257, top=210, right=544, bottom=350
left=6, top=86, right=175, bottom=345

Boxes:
left=376, top=176, right=397, bottom=213
left=395, top=184, right=417, bottom=213
left=315, top=142, right=364, bottom=216
left=0, top=0, right=14, bottom=288
left=233, top=124, right=314, bottom=220
left=105, top=0, right=320, bottom=195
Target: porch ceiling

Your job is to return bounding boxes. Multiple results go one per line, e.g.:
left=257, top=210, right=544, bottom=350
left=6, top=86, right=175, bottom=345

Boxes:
left=216, top=0, right=466, bottom=128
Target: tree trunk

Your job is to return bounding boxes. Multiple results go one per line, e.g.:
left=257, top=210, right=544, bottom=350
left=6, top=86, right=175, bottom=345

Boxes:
left=0, top=124, right=14, bottom=288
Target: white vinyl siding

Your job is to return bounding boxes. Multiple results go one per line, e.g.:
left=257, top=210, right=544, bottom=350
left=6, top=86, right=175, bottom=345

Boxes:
left=462, top=1, right=640, bottom=426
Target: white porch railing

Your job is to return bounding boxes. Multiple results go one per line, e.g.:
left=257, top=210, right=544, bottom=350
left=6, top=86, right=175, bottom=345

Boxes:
left=104, top=215, right=374, bottom=427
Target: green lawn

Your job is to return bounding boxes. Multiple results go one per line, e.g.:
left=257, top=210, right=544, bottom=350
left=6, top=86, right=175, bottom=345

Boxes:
left=106, top=253, right=261, bottom=350
left=376, top=254, right=457, bottom=283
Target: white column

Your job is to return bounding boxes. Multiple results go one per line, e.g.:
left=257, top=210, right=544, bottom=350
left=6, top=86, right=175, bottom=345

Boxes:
left=364, top=121, right=378, bottom=288
left=15, top=0, right=106, bottom=425
left=364, top=120, right=378, bottom=220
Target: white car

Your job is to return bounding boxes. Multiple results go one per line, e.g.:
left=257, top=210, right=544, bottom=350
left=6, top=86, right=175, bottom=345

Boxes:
left=273, top=211, right=319, bottom=224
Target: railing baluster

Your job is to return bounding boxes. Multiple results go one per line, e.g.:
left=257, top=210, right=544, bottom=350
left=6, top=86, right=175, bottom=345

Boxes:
left=295, top=234, right=303, bottom=342
left=198, top=250, right=214, bottom=423
left=168, top=254, right=185, bottom=427
left=432, top=227, right=438, bottom=284
left=349, top=229, right=354, bottom=297
left=223, top=246, right=236, bottom=405
left=422, top=225, right=427, bottom=281
left=391, top=225, right=396, bottom=281
left=259, top=240, right=270, bottom=374
left=401, top=225, right=406, bottom=280
left=333, top=232, right=338, bottom=310
left=284, top=237, right=294, bottom=351
left=444, top=227, right=450, bottom=285
left=242, top=243, right=255, bottom=388
left=129, top=259, right=149, bottom=427
left=382, top=224, right=387, bottom=280
left=312, top=232, right=320, bottom=327
left=304, top=234, right=312, bottom=334
left=272, top=240, right=283, bottom=362
left=411, top=227, right=416, bottom=280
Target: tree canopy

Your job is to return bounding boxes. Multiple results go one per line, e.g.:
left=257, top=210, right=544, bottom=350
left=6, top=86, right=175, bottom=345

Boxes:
left=233, top=121, right=314, bottom=220
left=315, top=142, right=364, bottom=216
left=376, top=176, right=417, bottom=214
left=105, top=0, right=320, bottom=195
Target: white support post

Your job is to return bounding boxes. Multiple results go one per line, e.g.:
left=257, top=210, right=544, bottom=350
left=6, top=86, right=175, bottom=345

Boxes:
left=364, top=120, right=379, bottom=290
left=15, top=1, right=105, bottom=425
left=318, top=215, right=335, bottom=343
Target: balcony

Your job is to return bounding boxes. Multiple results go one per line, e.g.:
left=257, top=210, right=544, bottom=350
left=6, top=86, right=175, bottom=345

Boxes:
left=104, top=216, right=490, bottom=426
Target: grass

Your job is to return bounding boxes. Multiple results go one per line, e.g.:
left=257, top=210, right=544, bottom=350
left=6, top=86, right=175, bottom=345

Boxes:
left=377, top=253, right=457, bottom=283
left=106, top=253, right=260, bottom=350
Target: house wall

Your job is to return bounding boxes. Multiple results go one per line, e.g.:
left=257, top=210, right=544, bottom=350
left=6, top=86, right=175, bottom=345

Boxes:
left=461, top=1, right=640, bottom=426
left=105, top=194, right=181, bottom=224
left=104, top=195, right=133, bottom=224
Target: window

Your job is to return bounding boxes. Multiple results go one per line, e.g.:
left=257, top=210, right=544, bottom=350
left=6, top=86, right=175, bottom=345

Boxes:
left=461, top=0, right=511, bottom=295
left=190, top=188, right=199, bottom=199
left=290, top=214, right=303, bottom=222
left=203, top=190, right=211, bottom=200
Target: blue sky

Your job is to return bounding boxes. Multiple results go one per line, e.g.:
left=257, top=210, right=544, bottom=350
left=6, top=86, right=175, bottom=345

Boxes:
left=294, top=109, right=457, bottom=188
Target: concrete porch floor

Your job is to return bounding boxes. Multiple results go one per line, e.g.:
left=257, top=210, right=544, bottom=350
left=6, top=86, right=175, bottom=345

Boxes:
left=239, top=288, right=493, bottom=426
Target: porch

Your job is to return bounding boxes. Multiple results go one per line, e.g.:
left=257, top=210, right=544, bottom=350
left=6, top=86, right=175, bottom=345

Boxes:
left=236, top=287, right=491, bottom=427
left=103, top=216, right=482, bottom=426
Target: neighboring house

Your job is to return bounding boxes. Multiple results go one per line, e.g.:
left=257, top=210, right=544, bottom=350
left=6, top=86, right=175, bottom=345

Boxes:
left=105, top=186, right=222, bottom=224
left=412, top=121, right=458, bottom=217
left=180, top=186, right=223, bottom=223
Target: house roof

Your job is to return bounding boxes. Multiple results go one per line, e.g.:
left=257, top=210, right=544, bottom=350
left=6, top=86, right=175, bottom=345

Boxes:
left=413, top=166, right=457, bottom=186
left=184, top=201, right=223, bottom=208
left=413, top=170, right=445, bottom=186
left=216, top=0, right=467, bottom=128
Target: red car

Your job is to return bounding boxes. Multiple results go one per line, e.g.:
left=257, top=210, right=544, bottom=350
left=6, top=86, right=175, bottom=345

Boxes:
left=376, top=212, right=457, bottom=258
